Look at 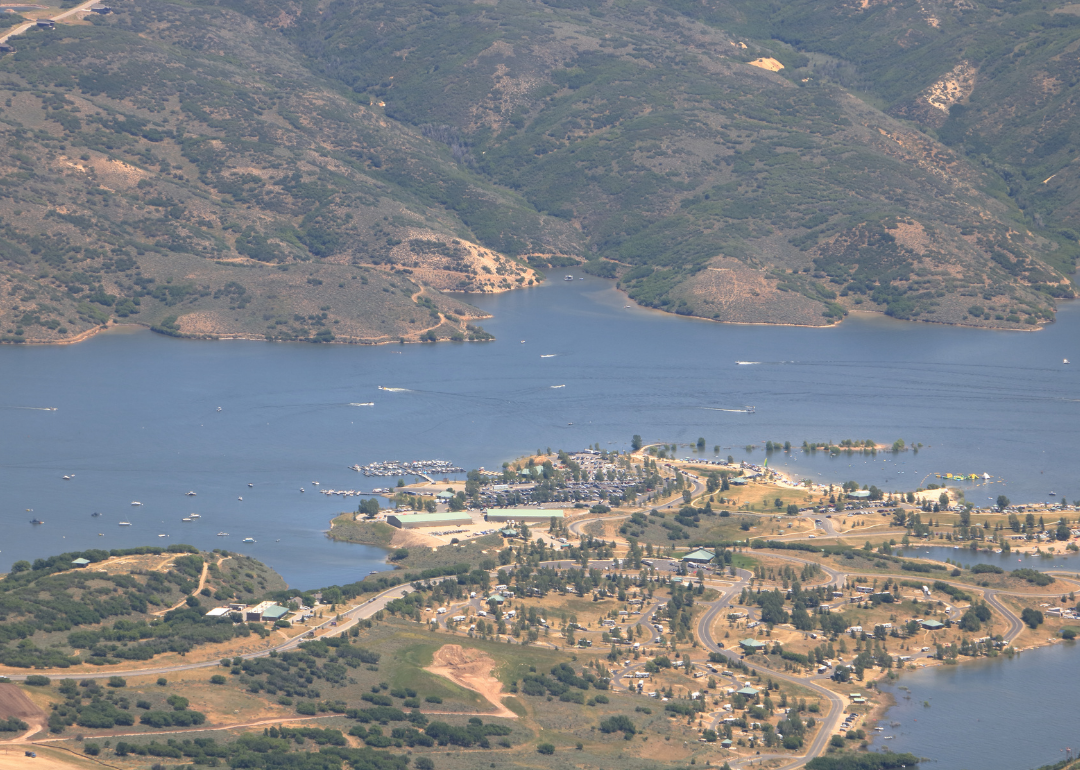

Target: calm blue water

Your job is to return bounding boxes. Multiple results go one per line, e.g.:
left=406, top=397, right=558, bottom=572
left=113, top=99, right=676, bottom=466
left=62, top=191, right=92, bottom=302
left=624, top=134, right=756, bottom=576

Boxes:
left=2, top=276, right=1079, bottom=587
left=879, top=642, right=1080, bottom=770
left=904, top=545, right=1080, bottom=572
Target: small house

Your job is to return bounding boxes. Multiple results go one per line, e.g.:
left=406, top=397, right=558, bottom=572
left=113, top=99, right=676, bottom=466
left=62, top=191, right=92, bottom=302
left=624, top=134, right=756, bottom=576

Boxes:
left=90, top=4, right=112, bottom=12
left=739, top=639, right=767, bottom=654
left=36, top=19, right=55, bottom=28
left=736, top=686, right=760, bottom=698
left=921, top=619, right=945, bottom=630
left=71, top=558, right=91, bottom=568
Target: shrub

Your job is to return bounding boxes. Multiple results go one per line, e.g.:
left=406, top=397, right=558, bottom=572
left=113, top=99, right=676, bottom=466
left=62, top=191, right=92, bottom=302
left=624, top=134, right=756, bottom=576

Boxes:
left=297, top=702, right=317, bottom=715
left=210, top=675, right=227, bottom=685
left=25, top=675, right=50, bottom=686
left=599, top=715, right=636, bottom=735
left=537, top=742, right=555, bottom=755
left=414, top=759, right=434, bottom=770
left=107, top=676, right=127, bottom=688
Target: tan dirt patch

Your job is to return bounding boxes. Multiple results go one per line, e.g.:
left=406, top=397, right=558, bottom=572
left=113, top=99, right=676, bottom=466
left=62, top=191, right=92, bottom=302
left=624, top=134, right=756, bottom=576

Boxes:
left=748, top=57, right=783, bottom=72
left=0, top=747, right=97, bottom=770
left=0, top=684, right=46, bottom=743
left=425, top=645, right=517, bottom=719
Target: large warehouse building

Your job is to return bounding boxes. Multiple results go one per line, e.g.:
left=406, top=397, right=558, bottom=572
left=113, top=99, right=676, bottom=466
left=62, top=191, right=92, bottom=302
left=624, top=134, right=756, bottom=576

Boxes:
left=386, top=511, right=473, bottom=529
left=484, top=508, right=565, bottom=523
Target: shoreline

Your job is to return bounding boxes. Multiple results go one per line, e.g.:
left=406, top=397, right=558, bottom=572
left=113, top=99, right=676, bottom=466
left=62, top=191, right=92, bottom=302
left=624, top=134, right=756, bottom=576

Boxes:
left=3, top=276, right=1067, bottom=347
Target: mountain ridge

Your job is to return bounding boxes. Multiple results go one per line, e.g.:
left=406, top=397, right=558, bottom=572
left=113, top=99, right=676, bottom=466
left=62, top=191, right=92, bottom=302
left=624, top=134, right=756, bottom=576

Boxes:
left=0, top=0, right=1075, bottom=343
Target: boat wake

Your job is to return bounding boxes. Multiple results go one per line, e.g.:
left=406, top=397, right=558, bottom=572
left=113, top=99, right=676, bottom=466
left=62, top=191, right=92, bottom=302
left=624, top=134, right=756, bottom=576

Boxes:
left=1, top=406, right=58, bottom=411
left=551, top=384, right=565, bottom=389
left=702, top=406, right=755, bottom=413
left=735, top=361, right=761, bottom=365
left=377, top=387, right=411, bottom=392
left=349, top=402, right=375, bottom=407
left=540, top=354, right=557, bottom=358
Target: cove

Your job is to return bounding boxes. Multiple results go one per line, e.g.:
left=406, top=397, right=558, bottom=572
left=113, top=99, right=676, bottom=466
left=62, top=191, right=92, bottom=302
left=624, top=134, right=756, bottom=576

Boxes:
left=878, top=641, right=1080, bottom=770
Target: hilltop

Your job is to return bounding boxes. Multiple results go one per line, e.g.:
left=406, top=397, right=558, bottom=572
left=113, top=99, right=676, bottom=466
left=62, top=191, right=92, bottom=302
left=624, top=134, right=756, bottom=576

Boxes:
left=0, top=0, right=1077, bottom=342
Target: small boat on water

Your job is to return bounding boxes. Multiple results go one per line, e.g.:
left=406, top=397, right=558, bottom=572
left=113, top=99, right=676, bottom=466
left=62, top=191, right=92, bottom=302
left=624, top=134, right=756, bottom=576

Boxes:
left=1049, top=491, right=1056, bottom=496
left=300, top=488, right=305, bottom=492
left=131, top=501, right=142, bottom=506
left=238, top=496, right=243, bottom=501
left=182, top=518, right=192, bottom=522
left=564, top=275, right=573, bottom=281
left=1065, top=359, right=1071, bottom=364
left=217, top=532, right=229, bottom=536
left=62, top=475, right=70, bottom=480
left=91, top=512, right=101, bottom=517
left=158, top=534, right=167, bottom=538
left=248, top=483, right=253, bottom=488
left=118, top=522, right=131, bottom=526
left=30, top=518, right=44, bottom=525
left=189, top=513, right=200, bottom=518
left=186, top=491, right=196, bottom=496
left=242, top=537, right=256, bottom=543
left=216, top=406, right=222, bottom=412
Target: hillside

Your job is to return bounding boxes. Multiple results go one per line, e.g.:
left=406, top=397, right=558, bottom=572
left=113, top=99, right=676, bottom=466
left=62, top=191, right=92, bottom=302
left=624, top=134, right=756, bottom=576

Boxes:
left=0, top=0, right=1077, bottom=340
left=0, top=1, right=571, bottom=344
left=0, top=547, right=286, bottom=670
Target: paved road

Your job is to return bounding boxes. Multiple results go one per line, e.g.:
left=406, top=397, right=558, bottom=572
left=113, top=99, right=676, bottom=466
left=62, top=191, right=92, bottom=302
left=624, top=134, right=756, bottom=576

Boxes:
left=566, top=471, right=706, bottom=539
left=696, top=590, right=847, bottom=770
left=0, top=0, right=104, bottom=45
left=2, top=582, right=415, bottom=682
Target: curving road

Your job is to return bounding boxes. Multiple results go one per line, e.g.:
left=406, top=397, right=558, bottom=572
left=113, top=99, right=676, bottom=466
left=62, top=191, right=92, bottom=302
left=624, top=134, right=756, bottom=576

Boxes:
left=0, top=0, right=104, bottom=45
left=2, top=582, right=415, bottom=683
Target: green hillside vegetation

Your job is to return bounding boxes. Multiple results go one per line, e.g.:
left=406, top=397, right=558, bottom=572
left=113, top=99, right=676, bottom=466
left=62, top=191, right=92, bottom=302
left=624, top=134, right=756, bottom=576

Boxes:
left=0, top=0, right=1076, bottom=339
left=252, top=0, right=1075, bottom=326
left=0, top=3, right=569, bottom=343
left=0, top=547, right=285, bottom=668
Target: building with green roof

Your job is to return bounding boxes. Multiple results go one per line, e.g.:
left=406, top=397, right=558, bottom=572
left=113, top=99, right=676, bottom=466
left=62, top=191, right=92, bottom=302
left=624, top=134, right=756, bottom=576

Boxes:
left=739, top=639, right=768, bottom=654
left=386, top=511, right=473, bottom=529
left=484, top=508, right=565, bottom=523
left=681, top=549, right=715, bottom=563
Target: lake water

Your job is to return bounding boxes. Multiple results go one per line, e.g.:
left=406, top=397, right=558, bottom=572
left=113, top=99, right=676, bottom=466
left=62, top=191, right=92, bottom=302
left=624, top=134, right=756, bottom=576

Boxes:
left=879, top=641, right=1080, bottom=770
left=903, top=545, right=1080, bottom=573
left=2, top=276, right=1079, bottom=588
